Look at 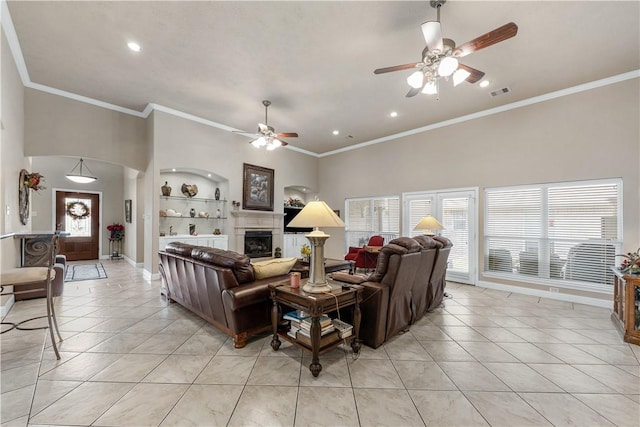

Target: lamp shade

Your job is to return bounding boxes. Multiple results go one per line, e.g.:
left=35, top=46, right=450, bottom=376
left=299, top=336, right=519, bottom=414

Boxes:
left=287, top=200, right=345, bottom=229
left=414, top=215, right=444, bottom=235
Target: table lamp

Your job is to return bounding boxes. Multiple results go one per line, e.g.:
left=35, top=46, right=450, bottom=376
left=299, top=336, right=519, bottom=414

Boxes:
left=287, top=200, right=345, bottom=293
left=414, top=215, right=444, bottom=236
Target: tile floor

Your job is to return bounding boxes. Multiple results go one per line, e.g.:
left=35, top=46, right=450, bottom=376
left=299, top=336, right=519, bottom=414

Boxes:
left=1, top=260, right=639, bottom=426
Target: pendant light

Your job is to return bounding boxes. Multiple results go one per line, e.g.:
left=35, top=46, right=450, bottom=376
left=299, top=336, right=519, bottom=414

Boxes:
left=65, top=158, right=97, bottom=183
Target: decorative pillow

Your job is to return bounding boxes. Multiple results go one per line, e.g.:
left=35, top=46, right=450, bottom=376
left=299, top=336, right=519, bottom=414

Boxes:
left=252, top=257, right=298, bottom=280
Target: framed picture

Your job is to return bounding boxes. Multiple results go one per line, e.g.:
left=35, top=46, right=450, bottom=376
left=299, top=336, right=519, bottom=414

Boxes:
left=124, top=199, right=132, bottom=223
left=242, top=163, right=274, bottom=211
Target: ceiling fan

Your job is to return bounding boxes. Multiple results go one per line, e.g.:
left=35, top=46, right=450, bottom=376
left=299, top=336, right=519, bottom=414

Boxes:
left=374, top=0, right=518, bottom=98
left=234, top=100, right=298, bottom=150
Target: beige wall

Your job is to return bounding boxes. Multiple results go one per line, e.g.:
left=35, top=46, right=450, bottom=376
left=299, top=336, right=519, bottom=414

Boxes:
left=319, top=78, right=640, bottom=301
left=123, top=167, right=144, bottom=265
left=24, top=89, right=147, bottom=172
left=1, top=31, right=28, bottom=312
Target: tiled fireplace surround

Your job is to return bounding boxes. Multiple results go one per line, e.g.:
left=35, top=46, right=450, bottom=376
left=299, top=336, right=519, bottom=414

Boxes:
left=230, top=211, right=284, bottom=258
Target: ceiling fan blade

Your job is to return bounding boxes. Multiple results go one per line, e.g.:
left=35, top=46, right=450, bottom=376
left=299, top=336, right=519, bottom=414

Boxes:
left=406, top=86, right=423, bottom=98
left=278, top=140, right=289, bottom=147
left=453, top=22, right=518, bottom=58
left=421, top=21, right=443, bottom=52
left=374, top=63, right=421, bottom=74
left=458, top=63, right=485, bottom=84
left=276, top=132, right=298, bottom=138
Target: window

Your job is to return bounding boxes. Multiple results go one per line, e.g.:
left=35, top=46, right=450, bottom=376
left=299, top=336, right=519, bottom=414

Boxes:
left=345, top=196, right=399, bottom=248
left=484, top=179, right=622, bottom=293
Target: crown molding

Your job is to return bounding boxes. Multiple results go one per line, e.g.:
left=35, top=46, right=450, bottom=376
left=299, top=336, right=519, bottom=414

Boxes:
left=2, top=2, right=638, bottom=159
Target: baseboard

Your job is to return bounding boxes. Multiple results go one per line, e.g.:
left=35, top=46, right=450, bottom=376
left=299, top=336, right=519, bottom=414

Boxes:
left=143, top=269, right=160, bottom=282
left=0, top=295, right=15, bottom=319
left=478, top=280, right=612, bottom=308
left=123, top=255, right=143, bottom=268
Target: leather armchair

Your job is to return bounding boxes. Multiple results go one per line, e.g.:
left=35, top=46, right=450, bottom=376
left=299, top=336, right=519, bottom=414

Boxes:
left=344, top=235, right=384, bottom=270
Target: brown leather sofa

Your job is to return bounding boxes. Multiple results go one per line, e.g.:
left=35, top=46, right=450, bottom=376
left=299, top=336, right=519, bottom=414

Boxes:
left=334, top=235, right=452, bottom=348
left=158, top=242, right=291, bottom=348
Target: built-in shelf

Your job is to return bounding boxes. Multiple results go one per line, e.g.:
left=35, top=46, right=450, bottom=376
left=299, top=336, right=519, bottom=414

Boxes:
left=160, top=216, right=228, bottom=220
left=160, top=196, right=227, bottom=203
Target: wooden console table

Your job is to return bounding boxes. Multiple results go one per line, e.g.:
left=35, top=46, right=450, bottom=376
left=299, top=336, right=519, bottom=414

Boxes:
left=290, top=258, right=354, bottom=278
left=269, top=279, right=362, bottom=377
left=611, top=267, right=640, bottom=345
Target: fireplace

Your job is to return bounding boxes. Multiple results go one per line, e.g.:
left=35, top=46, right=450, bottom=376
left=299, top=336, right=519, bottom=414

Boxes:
left=244, top=231, right=273, bottom=258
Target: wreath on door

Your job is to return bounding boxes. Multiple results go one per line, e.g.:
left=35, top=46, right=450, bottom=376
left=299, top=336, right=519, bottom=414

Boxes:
left=66, top=201, right=91, bottom=220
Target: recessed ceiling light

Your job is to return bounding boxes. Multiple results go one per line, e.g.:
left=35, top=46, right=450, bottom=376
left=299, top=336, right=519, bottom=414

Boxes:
left=171, top=168, right=176, bottom=172
left=332, top=130, right=339, bottom=135
left=390, top=111, right=398, bottom=117
left=127, top=42, right=141, bottom=52
left=207, top=173, right=211, bottom=177
left=479, top=80, right=490, bottom=88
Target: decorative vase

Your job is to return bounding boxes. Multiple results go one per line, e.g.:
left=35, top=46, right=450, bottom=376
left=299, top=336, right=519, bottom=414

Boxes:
left=190, top=208, right=196, bottom=218
left=189, top=224, right=196, bottom=236
left=161, top=181, right=172, bottom=196
left=213, top=228, right=221, bottom=235
left=215, top=187, right=220, bottom=201
left=216, top=209, right=221, bottom=218
left=181, top=183, right=198, bottom=198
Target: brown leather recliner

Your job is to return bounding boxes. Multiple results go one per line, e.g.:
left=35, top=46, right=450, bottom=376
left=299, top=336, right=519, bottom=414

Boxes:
left=159, top=242, right=291, bottom=348
left=352, top=237, right=424, bottom=348
left=411, top=235, right=440, bottom=319
left=427, top=236, right=453, bottom=311
left=334, top=235, right=452, bottom=348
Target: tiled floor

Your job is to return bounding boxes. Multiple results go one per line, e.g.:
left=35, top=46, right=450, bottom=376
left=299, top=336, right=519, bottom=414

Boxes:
left=1, top=260, right=639, bottom=426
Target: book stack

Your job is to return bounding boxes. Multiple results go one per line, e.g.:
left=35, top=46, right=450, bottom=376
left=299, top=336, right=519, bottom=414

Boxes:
left=284, top=311, right=340, bottom=347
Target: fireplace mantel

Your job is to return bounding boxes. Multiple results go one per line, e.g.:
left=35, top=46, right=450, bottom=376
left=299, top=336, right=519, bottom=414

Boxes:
left=230, top=210, right=284, bottom=256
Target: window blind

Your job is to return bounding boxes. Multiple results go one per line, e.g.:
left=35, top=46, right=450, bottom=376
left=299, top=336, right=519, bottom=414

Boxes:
left=345, top=196, right=400, bottom=248
left=484, top=180, right=622, bottom=292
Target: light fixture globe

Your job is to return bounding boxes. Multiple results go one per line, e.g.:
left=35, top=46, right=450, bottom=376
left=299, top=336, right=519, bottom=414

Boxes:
left=437, top=56, right=459, bottom=77
left=407, top=71, right=424, bottom=89
left=65, top=158, right=97, bottom=184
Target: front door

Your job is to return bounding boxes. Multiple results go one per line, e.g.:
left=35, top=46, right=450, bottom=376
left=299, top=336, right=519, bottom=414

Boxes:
left=56, top=191, right=100, bottom=261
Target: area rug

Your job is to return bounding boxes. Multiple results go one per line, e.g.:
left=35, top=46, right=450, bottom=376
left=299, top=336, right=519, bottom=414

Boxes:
left=64, top=263, right=108, bottom=282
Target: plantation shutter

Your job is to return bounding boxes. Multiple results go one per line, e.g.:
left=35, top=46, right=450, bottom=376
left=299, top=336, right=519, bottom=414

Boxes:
left=484, top=180, right=621, bottom=292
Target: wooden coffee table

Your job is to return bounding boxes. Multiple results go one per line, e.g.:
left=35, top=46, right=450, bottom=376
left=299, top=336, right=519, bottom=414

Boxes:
left=291, top=258, right=354, bottom=278
left=269, top=279, right=362, bottom=377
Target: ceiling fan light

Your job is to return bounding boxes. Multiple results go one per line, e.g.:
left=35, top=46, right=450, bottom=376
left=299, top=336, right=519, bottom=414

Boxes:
left=407, top=71, right=424, bottom=89
left=453, top=68, right=471, bottom=86
left=272, top=138, right=282, bottom=147
left=266, top=144, right=277, bottom=151
left=438, top=56, right=458, bottom=77
left=422, top=80, right=438, bottom=95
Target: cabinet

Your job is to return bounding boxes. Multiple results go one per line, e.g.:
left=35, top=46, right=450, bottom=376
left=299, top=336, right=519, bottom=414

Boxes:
left=160, top=195, right=227, bottom=236
left=611, top=267, right=640, bottom=345
left=283, top=234, right=308, bottom=258
left=159, top=234, right=228, bottom=251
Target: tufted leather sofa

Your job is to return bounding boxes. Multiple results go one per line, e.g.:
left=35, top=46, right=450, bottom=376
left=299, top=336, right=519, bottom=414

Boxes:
left=158, top=242, right=291, bottom=348
left=334, top=235, right=452, bottom=348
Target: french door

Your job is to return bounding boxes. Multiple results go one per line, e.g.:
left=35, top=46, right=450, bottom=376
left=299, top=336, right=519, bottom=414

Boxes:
left=55, top=191, right=100, bottom=260
left=403, top=189, right=477, bottom=285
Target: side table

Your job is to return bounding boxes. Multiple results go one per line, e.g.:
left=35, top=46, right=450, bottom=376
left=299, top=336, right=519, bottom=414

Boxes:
left=269, top=279, right=362, bottom=377
left=109, top=238, right=123, bottom=260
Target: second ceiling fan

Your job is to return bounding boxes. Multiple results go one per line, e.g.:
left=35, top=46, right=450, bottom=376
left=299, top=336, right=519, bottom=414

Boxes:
left=234, top=100, right=298, bottom=150
left=374, top=0, right=518, bottom=97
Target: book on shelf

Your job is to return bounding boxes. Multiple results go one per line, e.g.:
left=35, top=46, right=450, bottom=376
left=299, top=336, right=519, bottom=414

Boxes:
left=300, top=315, right=332, bottom=330
left=296, top=330, right=340, bottom=347
left=332, top=318, right=353, bottom=339
left=297, top=324, right=335, bottom=338
left=283, top=310, right=309, bottom=322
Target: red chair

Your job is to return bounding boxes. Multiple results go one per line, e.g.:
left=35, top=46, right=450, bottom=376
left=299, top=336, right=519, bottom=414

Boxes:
left=344, top=235, right=385, bottom=270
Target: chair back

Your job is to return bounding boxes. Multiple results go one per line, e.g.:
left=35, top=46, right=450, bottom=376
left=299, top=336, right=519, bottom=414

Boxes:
left=367, top=235, right=384, bottom=247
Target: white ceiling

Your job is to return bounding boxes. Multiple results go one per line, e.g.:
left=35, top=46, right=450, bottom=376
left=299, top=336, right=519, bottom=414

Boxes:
left=6, top=1, right=640, bottom=155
